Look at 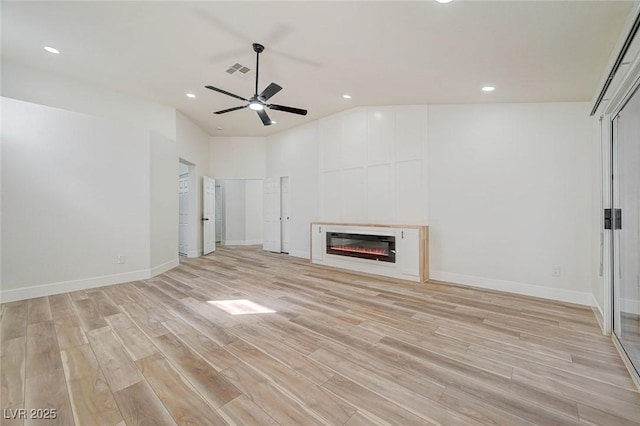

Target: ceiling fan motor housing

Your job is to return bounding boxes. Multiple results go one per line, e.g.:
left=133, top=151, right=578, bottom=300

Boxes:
left=205, top=42, right=308, bottom=126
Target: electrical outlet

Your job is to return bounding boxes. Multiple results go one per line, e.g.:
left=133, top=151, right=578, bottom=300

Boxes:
left=552, top=266, right=561, bottom=277
left=117, top=255, right=126, bottom=264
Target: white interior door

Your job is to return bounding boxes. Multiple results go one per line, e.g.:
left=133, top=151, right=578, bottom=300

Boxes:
left=280, top=176, right=291, bottom=254
left=203, top=176, right=216, bottom=255
left=178, top=173, right=189, bottom=255
left=263, top=177, right=281, bottom=252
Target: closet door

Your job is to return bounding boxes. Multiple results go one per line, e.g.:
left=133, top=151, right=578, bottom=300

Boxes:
left=202, top=176, right=216, bottom=255
left=263, top=177, right=281, bottom=253
left=280, top=177, right=291, bottom=254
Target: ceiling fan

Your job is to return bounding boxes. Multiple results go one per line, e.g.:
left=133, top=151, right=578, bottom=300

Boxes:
left=205, top=43, right=308, bottom=126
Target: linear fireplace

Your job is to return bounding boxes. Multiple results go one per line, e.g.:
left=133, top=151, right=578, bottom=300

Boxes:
left=326, top=232, right=396, bottom=263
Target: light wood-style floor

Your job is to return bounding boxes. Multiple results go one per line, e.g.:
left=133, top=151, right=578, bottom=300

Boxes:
left=1, top=245, right=639, bottom=425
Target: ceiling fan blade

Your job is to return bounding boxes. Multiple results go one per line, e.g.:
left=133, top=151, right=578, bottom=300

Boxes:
left=205, top=85, right=248, bottom=102
left=268, top=104, right=308, bottom=116
left=214, top=105, right=248, bottom=114
left=259, top=82, right=283, bottom=101
left=256, top=109, right=273, bottom=126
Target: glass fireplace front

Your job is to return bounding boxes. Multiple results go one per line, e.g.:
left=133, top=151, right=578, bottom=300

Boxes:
left=326, top=232, right=396, bottom=263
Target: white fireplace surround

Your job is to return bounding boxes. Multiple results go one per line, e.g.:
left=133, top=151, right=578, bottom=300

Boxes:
left=310, top=223, right=429, bottom=283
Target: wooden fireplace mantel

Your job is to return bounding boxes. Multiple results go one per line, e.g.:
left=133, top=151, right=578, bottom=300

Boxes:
left=312, top=222, right=427, bottom=230
left=310, top=222, right=429, bottom=282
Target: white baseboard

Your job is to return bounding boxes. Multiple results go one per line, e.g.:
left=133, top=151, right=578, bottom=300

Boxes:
left=590, top=294, right=605, bottom=333
left=0, top=258, right=180, bottom=303
left=429, top=271, right=592, bottom=306
left=591, top=294, right=604, bottom=317
left=289, top=249, right=310, bottom=259
left=221, top=240, right=263, bottom=246
left=150, top=258, right=180, bottom=277
left=0, top=269, right=149, bottom=303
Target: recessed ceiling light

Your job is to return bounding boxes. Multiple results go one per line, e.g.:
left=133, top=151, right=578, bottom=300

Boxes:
left=271, top=120, right=277, bottom=124
left=342, top=94, right=352, bottom=99
left=482, top=86, right=496, bottom=92
left=437, top=0, right=453, bottom=3
left=186, top=93, right=196, bottom=98
left=43, top=46, right=60, bottom=54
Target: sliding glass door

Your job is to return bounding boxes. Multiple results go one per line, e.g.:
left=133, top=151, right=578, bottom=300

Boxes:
left=612, top=86, right=640, bottom=377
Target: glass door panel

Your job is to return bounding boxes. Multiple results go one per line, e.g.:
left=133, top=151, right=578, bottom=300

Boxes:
left=612, top=87, right=640, bottom=377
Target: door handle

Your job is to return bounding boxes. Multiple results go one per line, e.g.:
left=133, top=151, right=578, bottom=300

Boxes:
left=615, top=209, right=622, bottom=230
left=202, top=218, right=209, bottom=221
left=604, top=208, right=612, bottom=230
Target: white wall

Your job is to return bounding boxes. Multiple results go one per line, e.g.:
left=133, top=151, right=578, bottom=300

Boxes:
left=267, top=121, right=320, bottom=258
left=176, top=111, right=211, bottom=257
left=0, top=62, right=209, bottom=301
left=1, top=98, right=152, bottom=299
left=428, top=103, right=593, bottom=304
left=210, top=137, right=266, bottom=178
left=2, top=62, right=176, bottom=140
left=150, top=132, right=179, bottom=274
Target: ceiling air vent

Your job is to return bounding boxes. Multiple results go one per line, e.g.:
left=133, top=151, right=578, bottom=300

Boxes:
left=226, top=63, right=250, bottom=75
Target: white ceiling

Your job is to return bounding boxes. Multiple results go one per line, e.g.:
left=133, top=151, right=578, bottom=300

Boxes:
left=1, top=1, right=633, bottom=137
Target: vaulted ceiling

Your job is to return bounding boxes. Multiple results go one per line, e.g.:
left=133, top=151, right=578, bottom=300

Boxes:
left=1, top=1, right=633, bottom=137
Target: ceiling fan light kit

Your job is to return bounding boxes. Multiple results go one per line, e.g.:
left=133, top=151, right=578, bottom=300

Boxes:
left=205, top=43, right=308, bottom=126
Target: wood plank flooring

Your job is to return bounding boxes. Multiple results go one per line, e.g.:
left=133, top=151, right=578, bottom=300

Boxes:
left=1, top=245, right=639, bottom=425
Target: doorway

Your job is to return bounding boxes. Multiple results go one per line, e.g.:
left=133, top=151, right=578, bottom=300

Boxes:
left=215, top=179, right=264, bottom=246
left=178, top=159, right=198, bottom=258
left=178, top=163, right=189, bottom=256
left=611, top=85, right=640, bottom=380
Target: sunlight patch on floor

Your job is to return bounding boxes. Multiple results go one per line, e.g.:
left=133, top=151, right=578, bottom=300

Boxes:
left=207, top=299, right=276, bottom=315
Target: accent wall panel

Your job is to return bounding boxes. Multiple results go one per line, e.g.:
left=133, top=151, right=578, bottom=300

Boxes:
left=396, top=159, right=424, bottom=223
left=316, top=105, right=429, bottom=225
left=341, top=110, right=367, bottom=169
left=321, top=170, right=342, bottom=221
left=367, top=109, right=395, bottom=165
left=341, top=167, right=366, bottom=222
left=396, top=108, right=427, bottom=162
left=367, top=164, right=394, bottom=222
left=319, top=115, right=342, bottom=171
